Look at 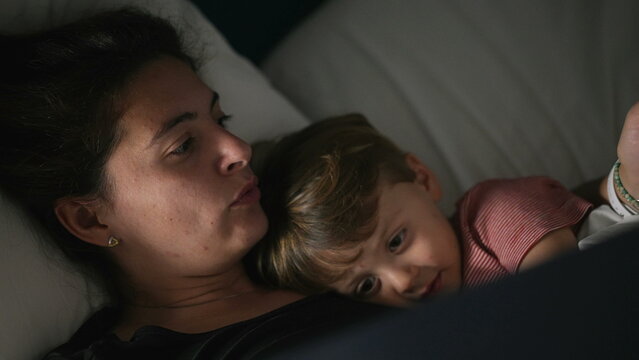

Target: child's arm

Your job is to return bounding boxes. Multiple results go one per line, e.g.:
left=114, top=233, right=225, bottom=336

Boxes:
left=518, top=226, right=577, bottom=271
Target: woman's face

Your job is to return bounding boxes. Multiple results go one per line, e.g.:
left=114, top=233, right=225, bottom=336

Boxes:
left=101, top=57, right=267, bottom=278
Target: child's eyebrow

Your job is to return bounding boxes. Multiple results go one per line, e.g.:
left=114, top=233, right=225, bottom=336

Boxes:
left=345, top=272, right=373, bottom=296
left=343, top=272, right=360, bottom=292
left=330, top=248, right=365, bottom=292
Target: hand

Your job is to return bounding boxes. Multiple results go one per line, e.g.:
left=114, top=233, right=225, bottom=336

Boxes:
left=617, top=102, right=639, bottom=199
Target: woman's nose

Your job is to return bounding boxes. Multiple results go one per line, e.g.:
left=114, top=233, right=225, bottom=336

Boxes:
left=216, top=130, right=252, bottom=175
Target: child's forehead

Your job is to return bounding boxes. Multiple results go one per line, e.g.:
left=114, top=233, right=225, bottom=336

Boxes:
left=324, top=236, right=386, bottom=289
left=375, top=181, right=409, bottom=218
left=316, top=187, right=408, bottom=288
left=337, top=225, right=388, bottom=268
left=320, top=242, right=365, bottom=265
left=324, top=248, right=365, bottom=286
left=329, top=181, right=406, bottom=254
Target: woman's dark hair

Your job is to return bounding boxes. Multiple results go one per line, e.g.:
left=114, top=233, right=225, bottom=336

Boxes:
left=0, top=8, right=196, bottom=301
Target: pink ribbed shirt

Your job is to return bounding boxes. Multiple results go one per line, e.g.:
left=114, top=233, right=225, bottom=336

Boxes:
left=454, top=177, right=592, bottom=287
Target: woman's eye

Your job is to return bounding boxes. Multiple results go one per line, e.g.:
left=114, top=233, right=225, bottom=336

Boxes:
left=170, top=137, right=194, bottom=156
left=355, top=276, right=379, bottom=298
left=388, top=229, right=406, bottom=253
left=217, top=114, right=233, bottom=128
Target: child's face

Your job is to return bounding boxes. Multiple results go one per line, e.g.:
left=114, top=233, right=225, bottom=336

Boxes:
left=328, top=167, right=462, bottom=307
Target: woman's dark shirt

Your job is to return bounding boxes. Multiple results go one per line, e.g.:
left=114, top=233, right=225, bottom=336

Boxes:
left=44, top=294, right=388, bottom=360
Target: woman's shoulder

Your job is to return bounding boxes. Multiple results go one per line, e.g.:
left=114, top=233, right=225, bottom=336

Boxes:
left=44, top=294, right=389, bottom=359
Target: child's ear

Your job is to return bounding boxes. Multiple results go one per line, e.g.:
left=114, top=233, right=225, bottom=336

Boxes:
left=405, top=153, right=442, bottom=201
left=54, top=198, right=111, bottom=247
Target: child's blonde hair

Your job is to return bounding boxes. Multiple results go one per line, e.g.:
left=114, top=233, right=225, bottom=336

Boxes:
left=252, top=114, right=417, bottom=294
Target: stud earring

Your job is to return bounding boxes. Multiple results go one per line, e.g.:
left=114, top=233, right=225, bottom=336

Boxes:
left=107, top=236, right=120, bottom=248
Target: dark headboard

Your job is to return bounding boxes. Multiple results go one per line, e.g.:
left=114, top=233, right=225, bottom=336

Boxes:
left=190, top=0, right=326, bottom=64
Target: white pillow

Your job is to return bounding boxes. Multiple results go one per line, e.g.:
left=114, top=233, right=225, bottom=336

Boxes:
left=0, top=1, right=309, bottom=359
left=263, top=0, right=639, bottom=214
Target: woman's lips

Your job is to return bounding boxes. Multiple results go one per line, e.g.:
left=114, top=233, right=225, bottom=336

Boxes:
left=231, top=178, right=261, bottom=207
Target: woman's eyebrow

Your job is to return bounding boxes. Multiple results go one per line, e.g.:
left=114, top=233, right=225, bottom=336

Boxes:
left=150, top=112, right=196, bottom=146
left=148, top=92, right=220, bottom=147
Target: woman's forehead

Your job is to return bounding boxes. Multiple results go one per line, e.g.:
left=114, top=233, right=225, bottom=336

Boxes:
left=124, top=58, right=207, bottom=111
left=117, top=57, right=212, bottom=139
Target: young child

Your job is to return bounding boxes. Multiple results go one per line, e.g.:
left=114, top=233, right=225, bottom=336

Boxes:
left=251, top=105, right=639, bottom=307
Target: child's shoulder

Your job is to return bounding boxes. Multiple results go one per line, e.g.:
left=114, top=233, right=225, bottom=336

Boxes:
left=455, top=176, right=570, bottom=217
left=466, top=176, right=565, bottom=199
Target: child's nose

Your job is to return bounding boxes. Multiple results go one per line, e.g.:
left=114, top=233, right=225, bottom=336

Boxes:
left=387, top=265, right=419, bottom=295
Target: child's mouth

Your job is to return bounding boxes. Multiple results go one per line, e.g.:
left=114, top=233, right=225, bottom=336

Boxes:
left=420, top=272, right=443, bottom=299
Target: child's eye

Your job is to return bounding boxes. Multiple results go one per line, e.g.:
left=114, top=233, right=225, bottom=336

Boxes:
left=217, top=114, right=233, bottom=128
left=388, top=229, right=406, bottom=253
left=354, top=276, right=380, bottom=298
left=170, top=137, right=194, bottom=156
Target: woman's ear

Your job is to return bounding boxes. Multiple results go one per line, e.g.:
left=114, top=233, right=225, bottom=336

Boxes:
left=54, top=198, right=110, bottom=247
left=405, top=153, right=442, bottom=201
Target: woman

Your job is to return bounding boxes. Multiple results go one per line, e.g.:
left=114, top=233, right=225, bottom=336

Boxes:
left=0, top=9, right=385, bottom=358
